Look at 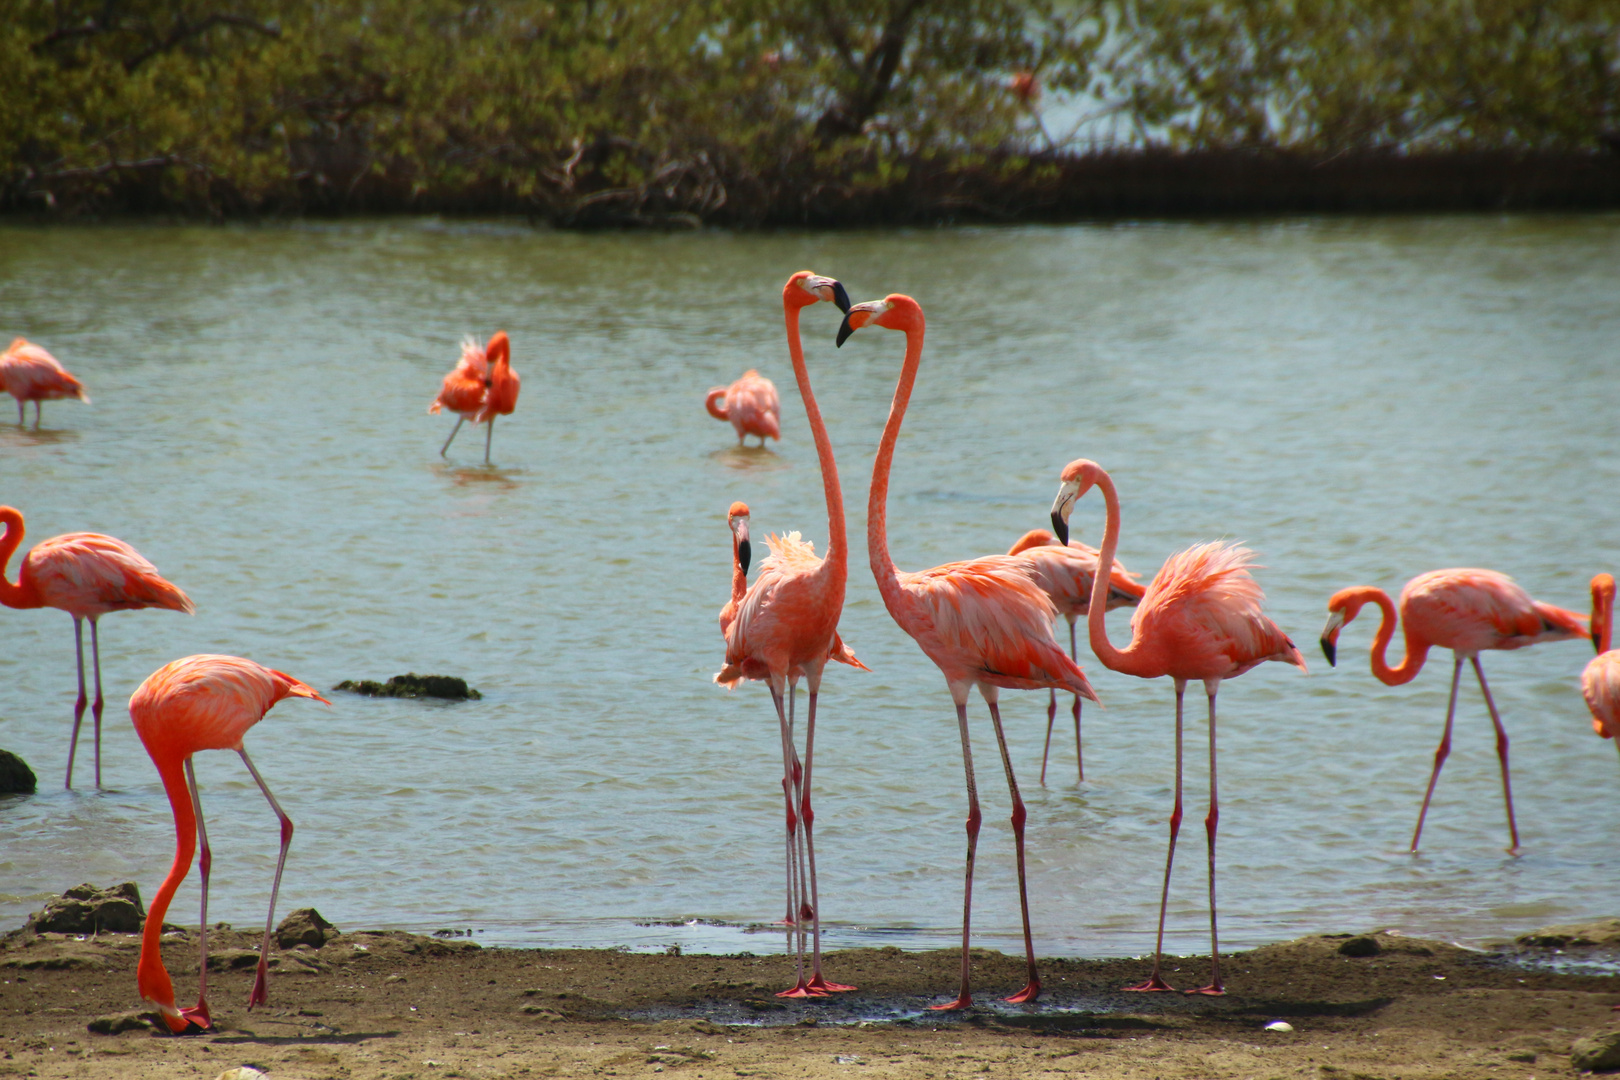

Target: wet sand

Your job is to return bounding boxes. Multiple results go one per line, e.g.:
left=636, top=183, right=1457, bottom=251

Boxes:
left=3, top=920, right=1618, bottom=1079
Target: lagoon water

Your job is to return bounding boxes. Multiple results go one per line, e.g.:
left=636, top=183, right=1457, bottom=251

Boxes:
left=1, top=216, right=1617, bottom=966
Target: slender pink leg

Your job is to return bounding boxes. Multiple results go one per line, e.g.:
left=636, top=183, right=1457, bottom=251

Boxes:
left=772, top=683, right=814, bottom=998
left=89, top=618, right=105, bottom=789
left=439, top=416, right=464, bottom=457
left=802, top=684, right=855, bottom=994
left=1070, top=621, right=1084, bottom=783
left=1188, top=681, right=1225, bottom=996
left=179, top=758, right=214, bottom=1031
left=238, top=748, right=293, bottom=1010
left=65, top=617, right=89, bottom=790
left=1039, top=688, right=1057, bottom=787
left=33, top=401, right=41, bottom=428
left=13, top=398, right=21, bottom=425
left=483, top=414, right=496, bottom=464
left=1470, top=656, right=1521, bottom=855
left=787, top=685, right=815, bottom=965
left=988, top=698, right=1041, bottom=1004
left=1411, top=655, right=1463, bottom=853
left=1126, top=679, right=1185, bottom=992
left=930, top=697, right=982, bottom=1011
left=776, top=685, right=800, bottom=927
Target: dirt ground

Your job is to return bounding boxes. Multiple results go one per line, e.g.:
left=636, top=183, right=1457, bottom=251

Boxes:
left=3, top=916, right=1618, bottom=1080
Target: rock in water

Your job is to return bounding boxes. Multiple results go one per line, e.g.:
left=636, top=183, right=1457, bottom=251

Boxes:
left=276, top=907, right=338, bottom=949
left=332, top=673, right=481, bottom=700
left=0, top=750, right=36, bottom=794
left=1516, top=919, right=1620, bottom=948
left=1571, top=1028, right=1620, bottom=1072
left=29, top=883, right=145, bottom=934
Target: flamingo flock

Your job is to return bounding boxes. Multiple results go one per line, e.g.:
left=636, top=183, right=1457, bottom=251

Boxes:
left=3, top=265, right=1611, bottom=1027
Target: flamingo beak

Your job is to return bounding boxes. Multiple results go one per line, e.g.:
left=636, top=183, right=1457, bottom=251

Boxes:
left=735, top=521, right=751, bottom=575
left=1050, top=511, right=1068, bottom=547
left=1049, top=486, right=1076, bottom=546
left=1320, top=611, right=1346, bottom=667
left=836, top=303, right=881, bottom=347
left=827, top=279, right=851, bottom=314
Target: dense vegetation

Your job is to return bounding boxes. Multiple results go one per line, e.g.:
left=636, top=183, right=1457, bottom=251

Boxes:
left=3, top=0, right=1617, bottom=222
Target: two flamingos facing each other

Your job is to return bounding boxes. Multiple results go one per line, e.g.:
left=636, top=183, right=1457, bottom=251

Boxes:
left=0, top=506, right=195, bottom=789
left=1584, top=574, right=1620, bottom=767
left=1320, top=568, right=1588, bottom=854
left=1, top=337, right=89, bottom=427
left=1051, top=458, right=1307, bottom=996
left=715, top=271, right=864, bottom=998
left=131, top=654, right=328, bottom=1033
left=837, top=294, right=1097, bottom=1011
left=429, top=330, right=521, bottom=463
left=706, top=369, right=781, bottom=447
left=1006, top=527, right=1145, bottom=785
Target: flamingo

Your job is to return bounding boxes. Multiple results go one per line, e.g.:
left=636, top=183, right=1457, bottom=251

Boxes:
left=1052, top=458, right=1307, bottom=996
left=1007, top=528, right=1145, bottom=784
left=0, top=506, right=194, bottom=789
left=1320, top=568, right=1588, bottom=854
left=1583, top=574, right=1620, bottom=765
left=705, top=369, right=781, bottom=447
left=837, top=295, right=1097, bottom=1010
left=714, top=271, right=864, bottom=997
left=0, top=338, right=89, bottom=427
left=429, top=331, right=518, bottom=463
left=130, top=654, right=328, bottom=1033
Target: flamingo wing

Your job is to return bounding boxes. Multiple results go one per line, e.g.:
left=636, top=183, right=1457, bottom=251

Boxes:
left=24, top=532, right=193, bottom=616
left=1404, top=568, right=1587, bottom=651
left=0, top=340, right=88, bottom=401
left=1582, top=651, right=1620, bottom=740
left=1133, top=542, right=1305, bottom=677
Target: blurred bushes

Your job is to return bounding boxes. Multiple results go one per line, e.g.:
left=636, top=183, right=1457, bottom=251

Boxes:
left=1, top=0, right=1615, bottom=221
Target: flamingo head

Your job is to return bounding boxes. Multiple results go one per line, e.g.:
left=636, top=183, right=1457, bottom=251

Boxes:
left=835, top=294, right=923, bottom=347
left=1592, top=573, right=1615, bottom=655
left=785, top=271, right=851, bottom=313
left=728, top=501, right=751, bottom=574
left=485, top=332, right=510, bottom=383
left=1319, top=589, right=1372, bottom=667
left=1049, top=458, right=1102, bottom=546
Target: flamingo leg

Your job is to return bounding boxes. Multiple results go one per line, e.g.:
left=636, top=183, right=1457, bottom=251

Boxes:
left=181, top=758, right=214, bottom=1031
left=238, top=748, right=293, bottom=1010
left=1188, top=680, right=1225, bottom=996
left=66, top=616, right=88, bottom=789
left=930, top=695, right=982, bottom=1012
left=776, top=685, right=801, bottom=928
left=1411, top=654, right=1463, bottom=853
left=439, top=416, right=465, bottom=457
left=1126, top=678, right=1185, bottom=992
left=14, top=397, right=21, bottom=425
left=803, top=682, right=856, bottom=994
left=1470, top=656, right=1521, bottom=855
left=1039, top=688, right=1057, bottom=787
left=1070, top=620, right=1084, bottom=783
left=484, top=414, right=496, bottom=464
left=90, top=618, right=104, bottom=789
left=788, top=684, right=814, bottom=962
left=33, top=401, right=41, bottom=428
left=771, top=682, right=814, bottom=998
left=988, top=698, right=1041, bottom=1004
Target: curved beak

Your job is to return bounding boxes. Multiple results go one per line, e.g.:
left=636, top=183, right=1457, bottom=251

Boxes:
left=1050, top=510, right=1068, bottom=547
left=736, top=521, right=751, bottom=575
left=1319, top=610, right=1346, bottom=667
left=836, top=301, right=883, bottom=348
left=1049, top=485, right=1075, bottom=547
left=836, top=312, right=856, bottom=348
left=823, top=279, right=852, bottom=314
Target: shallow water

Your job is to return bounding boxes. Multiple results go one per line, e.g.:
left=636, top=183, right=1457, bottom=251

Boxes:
left=1, top=216, right=1617, bottom=967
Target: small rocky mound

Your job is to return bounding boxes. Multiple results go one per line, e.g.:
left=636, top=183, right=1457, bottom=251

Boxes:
left=0, top=749, right=36, bottom=794
left=276, top=907, right=339, bottom=949
left=333, top=673, right=481, bottom=700
left=1516, top=918, right=1620, bottom=949
left=27, top=883, right=145, bottom=934
left=1572, top=1027, right=1620, bottom=1072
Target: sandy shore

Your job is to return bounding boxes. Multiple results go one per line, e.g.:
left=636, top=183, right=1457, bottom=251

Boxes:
left=3, top=916, right=1618, bottom=1079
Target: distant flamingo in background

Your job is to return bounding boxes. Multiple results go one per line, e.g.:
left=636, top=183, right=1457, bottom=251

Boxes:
left=839, top=295, right=1096, bottom=1010
left=430, top=331, right=519, bottom=463
left=1583, top=574, right=1620, bottom=765
left=706, top=369, right=780, bottom=447
left=1053, top=458, right=1307, bottom=996
left=715, top=272, right=863, bottom=998
left=1321, top=568, right=1588, bottom=854
left=1007, top=528, right=1145, bottom=784
left=0, top=338, right=89, bottom=426
left=131, top=654, right=327, bottom=1033
left=0, top=506, right=194, bottom=789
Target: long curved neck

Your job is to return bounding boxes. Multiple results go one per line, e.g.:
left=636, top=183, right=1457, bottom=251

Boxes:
left=705, top=388, right=729, bottom=420
left=1085, top=468, right=1156, bottom=677
left=785, top=304, right=845, bottom=582
left=138, top=753, right=196, bottom=1008
left=1359, top=588, right=1425, bottom=685
left=0, top=508, right=40, bottom=610
left=867, top=325, right=923, bottom=615
left=1594, top=584, right=1613, bottom=655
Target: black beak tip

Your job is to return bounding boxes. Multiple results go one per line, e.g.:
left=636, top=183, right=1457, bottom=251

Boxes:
left=1050, top=511, right=1068, bottom=547
left=738, top=538, right=751, bottom=575
left=1320, top=638, right=1337, bottom=667
left=830, top=280, right=851, bottom=314
left=835, top=315, right=854, bottom=348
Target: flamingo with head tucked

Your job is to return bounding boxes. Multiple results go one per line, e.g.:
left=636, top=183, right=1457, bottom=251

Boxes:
left=0, top=338, right=88, bottom=427
left=1584, top=574, right=1620, bottom=765
left=1052, top=458, right=1307, bottom=996
left=0, top=506, right=194, bottom=788
left=131, top=654, right=328, bottom=1033
left=430, top=331, right=518, bottom=463
left=1321, top=568, right=1588, bottom=854
left=837, top=294, right=1097, bottom=1011
left=706, top=370, right=781, bottom=447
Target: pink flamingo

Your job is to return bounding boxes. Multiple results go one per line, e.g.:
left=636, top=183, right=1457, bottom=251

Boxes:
left=1583, top=574, right=1620, bottom=763
left=1052, top=458, right=1307, bottom=996
left=838, top=295, right=1097, bottom=1010
left=0, top=338, right=89, bottom=427
left=131, top=654, right=328, bottom=1033
left=706, top=370, right=781, bottom=447
left=715, top=271, right=864, bottom=997
left=0, top=506, right=194, bottom=789
left=1007, top=528, right=1145, bottom=784
left=430, top=331, right=518, bottom=462
left=1321, top=568, right=1588, bottom=854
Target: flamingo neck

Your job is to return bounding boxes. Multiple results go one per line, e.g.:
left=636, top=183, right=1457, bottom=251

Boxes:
left=867, top=324, right=923, bottom=616
left=136, top=754, right=196, bottom=1021
left=1085, top=468, right=1154, bottom=678
left=785, top=304, right=846, bottom=583
left=705, top=388, right=729, bottom=421
left=1355, top=588, right=1425, bottom=685
left=1593, top=581, right=1614, bottom=655
left=0, top=507, right=40, bottom=610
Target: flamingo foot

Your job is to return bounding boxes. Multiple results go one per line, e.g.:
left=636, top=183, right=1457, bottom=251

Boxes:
left=1122, top=973, right=1177, bottom=992
left=248, top=961, right=269, bottom=1010
left=1185, top=982, right=1225, bottom=996
left=928, top=993, right=973, bottom=1011
left=775, top=981, right=828, bottom=999
left=1004, top=980, right=1040, bottom=1004
left=806, top=975, right=856, bottom=993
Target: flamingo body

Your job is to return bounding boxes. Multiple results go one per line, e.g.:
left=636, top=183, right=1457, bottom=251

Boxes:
left=0, top=338, right=88, bottom=425
left=430, top=331, right=519, bottom=462
left=706, top=370, right=781, bottom=445
left=1582, top=575, right=1620, bottom=748
left=719, top=530, right=867, bottom=688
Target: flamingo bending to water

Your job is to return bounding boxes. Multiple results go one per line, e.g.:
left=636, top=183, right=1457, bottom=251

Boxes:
left=0, top=506, right=194, bottom=788
left=1320, top=568, right=1588, bottom=853
left=706, top=370, right=781, bottom=447
left=715, top=272, right=863, bottom=997
left=430, top=331, right=519, bottom=463
left=1053, top=459, right=1307, bottom=996
left=1007, top=528, right=1144, bottom=784
left=838, top=295, right=1097, bottom=1010
left=1583, top=574, right=1620, bottom=761
left=0, top=338, right=88, bottom=427
left=130, top=654, right=328, bottom=1033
